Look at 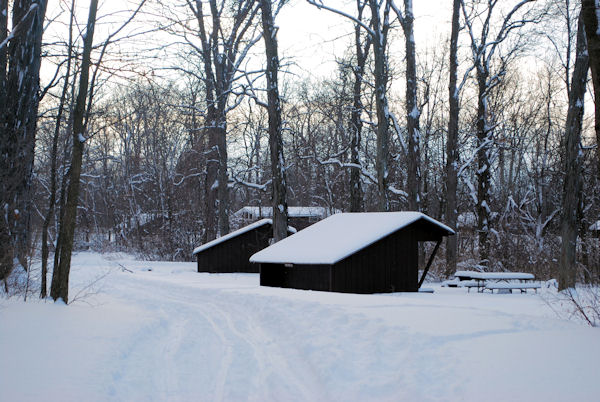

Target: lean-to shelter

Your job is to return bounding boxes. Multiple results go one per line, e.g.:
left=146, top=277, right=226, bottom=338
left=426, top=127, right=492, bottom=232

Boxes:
left=250, top=212, right=454, bottom=293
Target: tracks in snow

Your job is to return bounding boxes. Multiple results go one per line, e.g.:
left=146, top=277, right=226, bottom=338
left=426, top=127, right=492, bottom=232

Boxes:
left=107, top=274, right=326, bottom=401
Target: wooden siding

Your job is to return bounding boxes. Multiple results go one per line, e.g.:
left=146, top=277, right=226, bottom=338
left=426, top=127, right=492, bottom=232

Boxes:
left=197, top=224, right=272, bottom=273
left=284, top=264, right=330, bottom=291
left=331, top=230, right=418, bottom=293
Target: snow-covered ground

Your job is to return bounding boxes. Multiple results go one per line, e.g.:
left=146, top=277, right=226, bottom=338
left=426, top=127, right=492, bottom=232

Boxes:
left=1, top=252, right=599, bottom=401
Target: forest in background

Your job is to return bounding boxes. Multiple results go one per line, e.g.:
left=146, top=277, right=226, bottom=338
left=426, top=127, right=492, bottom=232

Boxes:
left=2, top=0, right=600, bottom=301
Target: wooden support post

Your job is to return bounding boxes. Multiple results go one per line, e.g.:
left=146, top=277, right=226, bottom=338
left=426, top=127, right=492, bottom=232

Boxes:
left=418, top=240, right=442, bottom=289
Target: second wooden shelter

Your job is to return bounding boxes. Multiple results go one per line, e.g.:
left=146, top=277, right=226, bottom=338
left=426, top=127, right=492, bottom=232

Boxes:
left=193, top=219, right=295, bottom=273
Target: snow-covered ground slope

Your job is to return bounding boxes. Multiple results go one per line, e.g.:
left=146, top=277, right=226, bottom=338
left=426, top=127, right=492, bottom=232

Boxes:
left=1, top=252, right=599, bottom=401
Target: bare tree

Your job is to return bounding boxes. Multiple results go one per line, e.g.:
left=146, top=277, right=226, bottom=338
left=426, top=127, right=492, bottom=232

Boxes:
left=445, top=0, right=461, bottom=275
left=181, top=0, right=261, bottom=241
left=50, top=0, right=99, bottom=303
left=461, top=0, right=537, bottom=267
left=559, top=13, right=588, bottom=291
left=0, top=0, right=8, bottom=292
left=348, top=0, right=371, bottom=212
left=40, top=0, right=75, bottom=298
left=370, top=0, right=392, bottom=211
left=0, top=0, right=47, bottom=283
left=308, top=0, right=393, bottom=211
left=390, top=0, right=421, bottom=211
left=259, top=0, right=288, bottom=241
left=50, top=0, right=146, bottom=302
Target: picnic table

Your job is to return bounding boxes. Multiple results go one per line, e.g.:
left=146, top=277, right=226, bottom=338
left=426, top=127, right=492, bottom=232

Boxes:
left=453, top=270, right=541, bottom=293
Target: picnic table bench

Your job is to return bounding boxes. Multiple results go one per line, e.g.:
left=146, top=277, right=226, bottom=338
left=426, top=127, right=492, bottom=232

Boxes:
left=453, top=271, right=541, bottom=293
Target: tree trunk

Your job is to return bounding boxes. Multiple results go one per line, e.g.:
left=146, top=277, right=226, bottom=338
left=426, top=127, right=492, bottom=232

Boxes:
left=371, top=0, right=389, bottom=212
left=260, top=0, right=288, bottom=242
left=203, top=108, right=219, bottom=243
left=349, top=75, right=364, bottom=213
left=216, top=116, right=229, bottom=237
left=476, top=67, right=492, bottom=268
left=52, top=155, right=69, bottom=287
left=348, top=1, right=369, bottom=213
left=41, top=0, right=74, bottom=298
left=50, top=0, right=98, bottom=303
left=0, top=0, right=47, bottom=275
left=581, top=0, right=600, bottom=175
left=559, top=14, right=588, bottom=291
left=445, top=0, right=460, bottom=276
left=401, top=0, right=421, bottom=212
left=0, top=0, right=8, bottom=284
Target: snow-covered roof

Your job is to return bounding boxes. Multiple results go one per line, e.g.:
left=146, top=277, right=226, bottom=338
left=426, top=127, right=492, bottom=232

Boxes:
left=250, top=212, right=455, bottom=265
left=235, top=206, right=339, bottom=218
left=193, top=219, right=272, bottom=255
left=192, top=219, right=297, bottom=255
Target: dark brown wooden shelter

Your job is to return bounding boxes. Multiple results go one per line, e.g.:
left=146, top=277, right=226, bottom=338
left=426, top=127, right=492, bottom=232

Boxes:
left=250, top=212, right=454, bottom=293
left=193, top=219, right=294, bottom=273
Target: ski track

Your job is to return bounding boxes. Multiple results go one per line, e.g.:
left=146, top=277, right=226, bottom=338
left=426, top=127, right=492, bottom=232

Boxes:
left=108, top=274, right=328, bottom=401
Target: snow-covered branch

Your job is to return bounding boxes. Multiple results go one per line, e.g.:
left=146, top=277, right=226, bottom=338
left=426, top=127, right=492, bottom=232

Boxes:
left=306, top=0, right=375, bottom=37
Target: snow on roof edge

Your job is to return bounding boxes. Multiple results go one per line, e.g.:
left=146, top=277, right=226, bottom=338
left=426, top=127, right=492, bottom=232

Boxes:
left=250, top=212, right=455, bottom=265
left=193, top=219, right=272, bottom=255
left=336, top=213, right=454, bottom=262
left=192, top=219, right=298, bottom=255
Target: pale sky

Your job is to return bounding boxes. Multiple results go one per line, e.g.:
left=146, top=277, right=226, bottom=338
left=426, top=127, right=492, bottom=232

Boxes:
left=277, top=0, right=452, bottom=78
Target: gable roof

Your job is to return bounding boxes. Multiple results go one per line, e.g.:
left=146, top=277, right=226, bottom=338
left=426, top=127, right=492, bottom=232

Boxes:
left=250, top=212, right=454, bottom=265
left=193, top=219, right=272, bottom=255
left=193, top=219, right=298, bottom=255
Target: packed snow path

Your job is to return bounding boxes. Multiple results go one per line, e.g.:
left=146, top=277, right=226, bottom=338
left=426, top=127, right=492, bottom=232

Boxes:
left=1, top=252, right=599, bottom=401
